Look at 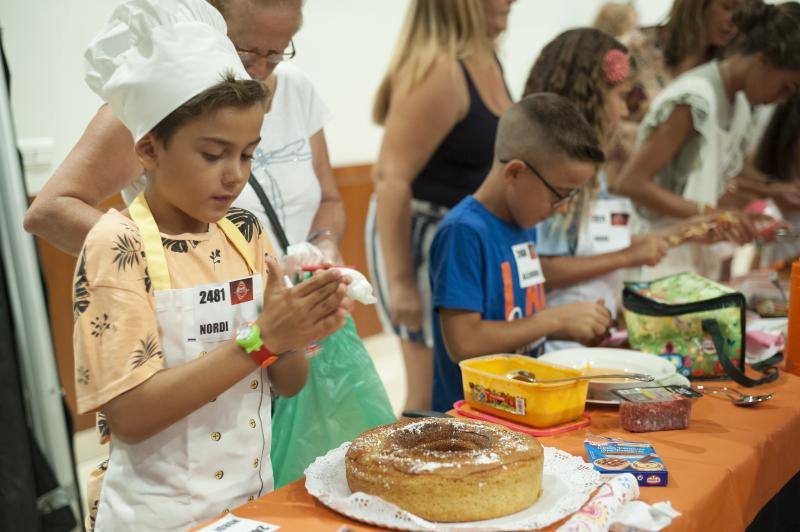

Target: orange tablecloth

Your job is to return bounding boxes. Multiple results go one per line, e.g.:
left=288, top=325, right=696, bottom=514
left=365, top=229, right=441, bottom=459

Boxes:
left=206, top=372, right=800, bottom=531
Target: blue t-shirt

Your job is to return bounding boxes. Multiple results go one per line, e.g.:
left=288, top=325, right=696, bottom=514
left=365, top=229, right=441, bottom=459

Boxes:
left=429, top=196, right=547, bottom=412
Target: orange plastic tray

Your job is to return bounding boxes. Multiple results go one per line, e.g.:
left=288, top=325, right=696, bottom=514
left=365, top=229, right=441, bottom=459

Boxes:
left=453, top=400, right=591, bottom=436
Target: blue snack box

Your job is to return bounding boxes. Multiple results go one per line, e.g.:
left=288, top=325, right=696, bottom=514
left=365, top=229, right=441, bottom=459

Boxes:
left=584, top=434, right=668, bottom=487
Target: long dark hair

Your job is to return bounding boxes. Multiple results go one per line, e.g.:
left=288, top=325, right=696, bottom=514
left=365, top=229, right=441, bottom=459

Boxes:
left=755, top=95, right=800, bottom=181
left=734, top=0, right=800, bottom=69
left=662, top=0, right=716, bottom=69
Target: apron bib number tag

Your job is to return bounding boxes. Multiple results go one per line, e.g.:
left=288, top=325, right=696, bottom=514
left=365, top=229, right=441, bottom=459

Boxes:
left=587, top=197, right=632, bottom=254
left=192, top=276, right=258, bottom=343
left=512, top=242, right=545, bottom=288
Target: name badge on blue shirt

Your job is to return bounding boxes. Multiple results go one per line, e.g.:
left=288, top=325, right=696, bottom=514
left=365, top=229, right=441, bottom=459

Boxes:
left=511, top=242, right=545, bottom=288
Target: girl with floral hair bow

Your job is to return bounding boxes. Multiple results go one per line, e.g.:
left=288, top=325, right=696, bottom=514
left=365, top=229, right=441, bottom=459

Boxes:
left=521, top=28, right=743, bottom=348
left=518, top=29, right=668, bottom=345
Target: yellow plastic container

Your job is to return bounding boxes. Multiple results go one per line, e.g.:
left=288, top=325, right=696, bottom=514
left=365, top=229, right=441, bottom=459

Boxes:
left=459, top=354, right=588, bottom=428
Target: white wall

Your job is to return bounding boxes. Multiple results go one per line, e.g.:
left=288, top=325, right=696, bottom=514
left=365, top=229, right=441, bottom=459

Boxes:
left=501, top=0, right=674, bottom=100
left=294, top=0, right=676, bottom=166
left=0, top=0, right=128, bottom=192
left=1, top=0, right=675, bottom=193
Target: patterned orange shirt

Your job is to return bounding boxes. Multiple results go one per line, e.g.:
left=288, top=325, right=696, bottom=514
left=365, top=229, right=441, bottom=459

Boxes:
left=72, top=206, right=273, bottom=529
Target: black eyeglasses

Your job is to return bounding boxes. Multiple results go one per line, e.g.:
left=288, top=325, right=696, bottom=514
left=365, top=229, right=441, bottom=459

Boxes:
left=235, top=39, right=296, bottom=66
left=499, top=158, right=578, bottom=208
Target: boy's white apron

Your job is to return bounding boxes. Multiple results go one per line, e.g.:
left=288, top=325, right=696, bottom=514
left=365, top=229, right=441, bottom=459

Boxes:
left=94, top=193, right=273, bottom=531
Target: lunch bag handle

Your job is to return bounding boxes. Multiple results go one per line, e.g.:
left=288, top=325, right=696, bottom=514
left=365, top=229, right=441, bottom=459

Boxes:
left=702, top=319, right=779, bottom=387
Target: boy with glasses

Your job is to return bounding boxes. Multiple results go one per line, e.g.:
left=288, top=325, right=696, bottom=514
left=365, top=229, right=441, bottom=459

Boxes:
left=428, top=93, right=613, bottom=411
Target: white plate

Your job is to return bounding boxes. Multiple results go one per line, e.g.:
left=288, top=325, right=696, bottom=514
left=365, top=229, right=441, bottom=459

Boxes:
left=538, top=348, right=686, bottom=404
left=305, top=443, right=600, bottom=531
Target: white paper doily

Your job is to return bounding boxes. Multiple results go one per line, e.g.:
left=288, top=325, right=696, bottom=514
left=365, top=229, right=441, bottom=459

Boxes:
left=304, top=443, right=600, bottom=531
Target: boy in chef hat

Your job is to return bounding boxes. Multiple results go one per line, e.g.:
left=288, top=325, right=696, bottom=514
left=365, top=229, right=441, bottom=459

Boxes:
left=75, top=0, right=350, bottom=529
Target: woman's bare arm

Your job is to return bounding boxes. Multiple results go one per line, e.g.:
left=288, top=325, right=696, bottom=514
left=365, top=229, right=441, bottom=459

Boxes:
left=24, top=105, right=143, bottom=255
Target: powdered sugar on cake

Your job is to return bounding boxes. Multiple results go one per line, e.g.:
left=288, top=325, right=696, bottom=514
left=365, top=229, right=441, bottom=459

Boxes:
left=347, top=417, right=541, bottom=476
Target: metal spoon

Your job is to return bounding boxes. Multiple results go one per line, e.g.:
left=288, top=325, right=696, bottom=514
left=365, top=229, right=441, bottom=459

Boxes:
left=773, top=227, right=800, bottom=239
left=507, top=369, right=654, bottom=384
left=733, top=394, right=774, bottom=406
left=693, top=385, right=774, bottom=407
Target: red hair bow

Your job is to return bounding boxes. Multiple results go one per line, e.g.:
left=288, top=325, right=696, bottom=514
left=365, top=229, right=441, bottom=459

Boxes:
left=604, top=49, right=630, bottom=84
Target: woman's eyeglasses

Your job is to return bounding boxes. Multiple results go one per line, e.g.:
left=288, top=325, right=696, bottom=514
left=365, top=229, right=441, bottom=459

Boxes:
left=235, top=40, right=296, bottom=66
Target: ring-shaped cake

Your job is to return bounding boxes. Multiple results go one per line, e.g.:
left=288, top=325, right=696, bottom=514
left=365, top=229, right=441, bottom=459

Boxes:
left=345, top=417, right=543, bottom=522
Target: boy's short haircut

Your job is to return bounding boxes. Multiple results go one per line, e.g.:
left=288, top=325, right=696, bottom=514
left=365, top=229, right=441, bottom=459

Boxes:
left=495, top=92, right=605, bottom=165
left=151, top=72, right=267, bottom=145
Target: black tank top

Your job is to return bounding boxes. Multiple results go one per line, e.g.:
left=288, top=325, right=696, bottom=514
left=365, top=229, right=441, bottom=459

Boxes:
left=411, top=60, right=510, bottom=208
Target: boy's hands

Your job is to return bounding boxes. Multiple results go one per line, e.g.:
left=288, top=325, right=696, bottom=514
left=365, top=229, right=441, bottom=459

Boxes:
left=548, top=300, right=612, bottom=346
left=257, top=256, right=352, bottom=354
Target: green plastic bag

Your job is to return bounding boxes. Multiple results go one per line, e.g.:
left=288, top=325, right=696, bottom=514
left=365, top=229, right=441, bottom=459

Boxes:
left=270, top=316, right=396, bottom=488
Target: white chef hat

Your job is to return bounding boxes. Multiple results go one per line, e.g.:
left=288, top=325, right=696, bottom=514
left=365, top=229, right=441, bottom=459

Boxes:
left=84, top=0, right=250, bottom=142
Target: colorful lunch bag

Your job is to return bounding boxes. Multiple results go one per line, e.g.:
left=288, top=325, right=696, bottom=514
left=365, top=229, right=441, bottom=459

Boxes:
left=623, top=272, right=778, bottom=387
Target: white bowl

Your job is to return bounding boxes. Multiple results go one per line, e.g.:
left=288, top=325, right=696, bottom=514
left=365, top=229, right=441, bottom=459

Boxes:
left=538, top=348, right=681, bottom=403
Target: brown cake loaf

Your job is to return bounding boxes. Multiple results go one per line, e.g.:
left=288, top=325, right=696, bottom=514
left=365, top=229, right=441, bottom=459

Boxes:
left=345, top=417, right=543, bottom=522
